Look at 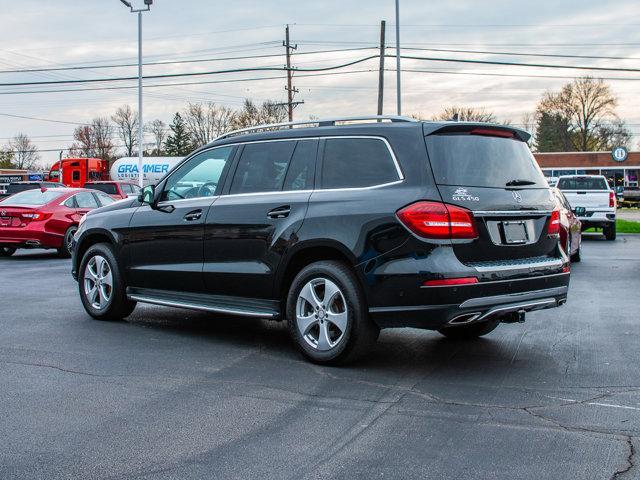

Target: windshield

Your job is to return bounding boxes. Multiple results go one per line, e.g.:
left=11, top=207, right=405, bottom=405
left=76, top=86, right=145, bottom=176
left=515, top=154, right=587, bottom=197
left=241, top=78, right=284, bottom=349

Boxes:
left=425, top=134, right=547, bottom=188
left=557, top=177, right=608, bottom=190
left=3, top=189, right=64, bottom=205
left=85, top=183, right=118, bottom=195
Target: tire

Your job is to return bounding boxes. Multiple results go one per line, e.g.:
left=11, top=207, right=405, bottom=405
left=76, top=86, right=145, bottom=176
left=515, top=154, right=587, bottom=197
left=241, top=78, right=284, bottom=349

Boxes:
left=57, top=226, right=78, bottom=258
left=286, top=260, right=379, bottom=365
left=0, top=247, right=16, bottom=257
left=78, top=243, right=136, bottom=321
left=571, top=245, right=581, bottom=263
left=604, top=222, right=616, bottom=241
left=438, top=318, right=500, bottom=340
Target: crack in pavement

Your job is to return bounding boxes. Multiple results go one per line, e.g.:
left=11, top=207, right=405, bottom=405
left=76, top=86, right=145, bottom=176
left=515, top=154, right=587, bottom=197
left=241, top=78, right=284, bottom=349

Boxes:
left=611, top=436, right=636, bottom=480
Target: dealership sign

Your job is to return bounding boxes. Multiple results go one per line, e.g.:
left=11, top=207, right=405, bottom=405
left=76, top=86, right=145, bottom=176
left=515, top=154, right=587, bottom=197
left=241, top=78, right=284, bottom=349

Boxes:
left=611, top=146, right=628, bottom=162
left=0, top=174, right=24, bottom=183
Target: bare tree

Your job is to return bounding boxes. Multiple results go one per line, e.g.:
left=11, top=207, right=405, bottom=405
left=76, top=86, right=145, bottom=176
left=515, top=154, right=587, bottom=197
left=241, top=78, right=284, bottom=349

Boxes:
left=536, top=77, right=630, bottom=151
left=68, top=117, right=116, bottom=161
left=145, top=119, right=167, bottom=155
left=112, top=105, right=138, bottom=157
left=8, top=133, right=40, bottom=170
left=183, top=102, right=236, bottom=148
left=433, top=106, right=497, bottom=123
left=232, top=99, right=287, bottom=129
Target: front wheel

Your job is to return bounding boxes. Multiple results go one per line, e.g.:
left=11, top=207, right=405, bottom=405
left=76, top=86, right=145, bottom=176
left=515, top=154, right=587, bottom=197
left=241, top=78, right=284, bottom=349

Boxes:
left=0, top=247, right=16, bottom=257
left=286, top=260, right=379, bottom=365
left=438, top=318, right=500, bottom=340
left=78, top=243, right=136, bottom=321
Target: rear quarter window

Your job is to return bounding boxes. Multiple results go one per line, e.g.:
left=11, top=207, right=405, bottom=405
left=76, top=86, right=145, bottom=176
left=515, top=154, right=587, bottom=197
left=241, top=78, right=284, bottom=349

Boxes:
left=321, top=138, right=400, bottom=189
left=425, top=134, right=546, bottom=188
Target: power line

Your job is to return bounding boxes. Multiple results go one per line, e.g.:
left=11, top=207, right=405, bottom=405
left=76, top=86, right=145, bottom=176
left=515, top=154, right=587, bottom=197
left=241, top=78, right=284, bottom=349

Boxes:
left=401, top=47, right=640, bottom=62
left=0, top=47, right=375, bottom=74
left=0, top=112, right=88, bottom=125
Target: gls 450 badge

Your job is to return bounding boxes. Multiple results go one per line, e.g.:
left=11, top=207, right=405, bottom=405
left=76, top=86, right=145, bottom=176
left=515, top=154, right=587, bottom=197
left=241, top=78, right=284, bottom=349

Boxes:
left=452, top=187, right=479, bottom=202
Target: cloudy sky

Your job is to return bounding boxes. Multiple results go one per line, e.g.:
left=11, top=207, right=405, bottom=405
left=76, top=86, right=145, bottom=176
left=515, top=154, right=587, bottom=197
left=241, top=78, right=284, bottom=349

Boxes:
left=0, top=0, right=638, bottom=168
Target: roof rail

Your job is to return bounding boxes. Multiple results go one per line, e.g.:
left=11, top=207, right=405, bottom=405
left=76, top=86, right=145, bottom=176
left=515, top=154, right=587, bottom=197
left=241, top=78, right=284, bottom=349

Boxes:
left=214, top=115, right=417, bottom=142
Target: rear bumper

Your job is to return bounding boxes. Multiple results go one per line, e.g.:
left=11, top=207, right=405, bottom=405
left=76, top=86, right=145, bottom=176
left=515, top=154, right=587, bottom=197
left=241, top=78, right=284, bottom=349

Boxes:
left=0, top=228, right=63, bottom=249
left=578, top=211, right=615, bottom=229
left=369, top=273, right=569, bottom=329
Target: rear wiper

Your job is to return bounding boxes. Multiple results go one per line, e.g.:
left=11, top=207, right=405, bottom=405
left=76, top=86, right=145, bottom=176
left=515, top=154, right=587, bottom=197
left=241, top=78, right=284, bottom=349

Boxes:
left=505, top=179, right=536, bottom=186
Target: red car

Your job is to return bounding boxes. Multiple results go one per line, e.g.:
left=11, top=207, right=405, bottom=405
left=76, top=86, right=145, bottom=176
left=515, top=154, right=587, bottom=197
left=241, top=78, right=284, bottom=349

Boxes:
left=0, top=188, right=114, bottom=258
left=83, top=181, right=141, bottom=200
left=551, top=188, right=582, bottom=262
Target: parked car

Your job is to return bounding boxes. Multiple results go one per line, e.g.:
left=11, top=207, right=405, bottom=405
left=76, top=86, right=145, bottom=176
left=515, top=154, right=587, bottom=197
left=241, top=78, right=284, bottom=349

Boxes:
left=71, top=116, right=570, bottom=364
left=0, top=188, right=114, bottom=258
left=0, top=181, right=63, bottom=199
left=557, top=175, right=617, bottom=240
left=83, top=181, right=141, bottom=200
left=551, top=188, right=582, bottom=262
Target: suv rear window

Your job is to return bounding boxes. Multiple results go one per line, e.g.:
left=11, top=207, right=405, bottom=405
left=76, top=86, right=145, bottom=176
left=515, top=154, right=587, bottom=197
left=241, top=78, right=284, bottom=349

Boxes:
left=425, top=134, right=546, bottom=188
left=85, top=183, right=118, bottom=195
left=321, top=138, right=399, bottom=189
left=557, top=177, right=608, bottom=190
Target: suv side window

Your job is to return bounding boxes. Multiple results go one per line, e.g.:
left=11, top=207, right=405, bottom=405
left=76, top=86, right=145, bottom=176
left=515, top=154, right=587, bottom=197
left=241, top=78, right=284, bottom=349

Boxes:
left=75, top=191, right=99, bottom=208
left=283, top=140, right=317, bottom=191
left=230, top=141, right=297, bottom=194
left=321, top=138, right=400, bottom=189
left=162, top=146, right=234, bottom=201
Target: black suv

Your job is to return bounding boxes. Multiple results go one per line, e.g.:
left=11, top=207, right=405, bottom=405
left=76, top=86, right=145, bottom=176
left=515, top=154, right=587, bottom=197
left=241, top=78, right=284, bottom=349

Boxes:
left=72, top=116, right=569, bottom=364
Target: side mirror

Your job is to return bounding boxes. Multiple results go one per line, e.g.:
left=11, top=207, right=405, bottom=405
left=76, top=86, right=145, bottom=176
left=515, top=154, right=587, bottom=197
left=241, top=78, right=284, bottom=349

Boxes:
left=139, top=184, right=155, bottom=205
left=573, top=207, right=586, bottom=216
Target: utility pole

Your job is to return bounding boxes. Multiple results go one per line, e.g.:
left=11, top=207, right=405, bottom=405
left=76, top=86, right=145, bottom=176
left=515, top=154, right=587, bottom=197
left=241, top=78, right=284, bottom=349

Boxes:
left=395, top=0, right=402, bottom=115
left=283, top=24, right=299, bottom=122
left=377, top=20, right=386, bottom=116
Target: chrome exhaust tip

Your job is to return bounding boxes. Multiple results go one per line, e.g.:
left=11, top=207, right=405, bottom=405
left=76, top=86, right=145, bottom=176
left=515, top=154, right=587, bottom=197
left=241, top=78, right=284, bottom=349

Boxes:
left=448, top=312, right=481, bottom=325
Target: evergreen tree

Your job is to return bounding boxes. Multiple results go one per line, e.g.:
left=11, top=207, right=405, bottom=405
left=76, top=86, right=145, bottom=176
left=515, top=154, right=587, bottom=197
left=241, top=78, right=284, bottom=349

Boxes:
left=534, top=112, right=574, bottom=152
left=164, top=112, right=192, bottom=156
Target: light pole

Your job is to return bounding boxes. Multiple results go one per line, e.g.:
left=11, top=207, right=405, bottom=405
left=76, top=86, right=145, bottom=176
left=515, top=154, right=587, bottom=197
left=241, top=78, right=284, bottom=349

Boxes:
left=120, top=0, right=152, bottom=188
left=395, top=0, right=401, bottom=115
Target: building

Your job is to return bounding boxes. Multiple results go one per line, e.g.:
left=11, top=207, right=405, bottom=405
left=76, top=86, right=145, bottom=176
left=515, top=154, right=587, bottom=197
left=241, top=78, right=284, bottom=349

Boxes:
left=534, top=151, right=639, bottom=188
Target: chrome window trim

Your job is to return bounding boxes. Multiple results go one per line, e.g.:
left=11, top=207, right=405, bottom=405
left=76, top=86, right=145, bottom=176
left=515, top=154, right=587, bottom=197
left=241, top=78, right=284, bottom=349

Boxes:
left=157, top=135, right=404, bottom=202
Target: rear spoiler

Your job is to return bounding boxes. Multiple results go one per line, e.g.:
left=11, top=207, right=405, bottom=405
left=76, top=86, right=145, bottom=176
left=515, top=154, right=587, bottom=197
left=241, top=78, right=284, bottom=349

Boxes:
left=423, top=122, right=531, bottom=143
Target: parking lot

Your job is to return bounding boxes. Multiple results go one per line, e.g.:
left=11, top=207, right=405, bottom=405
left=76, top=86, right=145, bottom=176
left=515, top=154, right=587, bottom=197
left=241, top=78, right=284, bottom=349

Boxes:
left=0, top=235, right=637, bottom=479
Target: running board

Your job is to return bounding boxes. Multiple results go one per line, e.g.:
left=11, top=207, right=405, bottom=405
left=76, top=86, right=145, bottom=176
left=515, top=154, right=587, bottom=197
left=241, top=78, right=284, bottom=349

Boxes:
left=126, top=287, right=280, bottom=319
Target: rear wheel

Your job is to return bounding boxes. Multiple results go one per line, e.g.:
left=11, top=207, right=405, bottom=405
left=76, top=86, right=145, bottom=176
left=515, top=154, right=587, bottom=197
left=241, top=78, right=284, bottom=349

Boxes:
left=604, top=222, right=616, bottom=241
left=438, top=318, right=500, bottom=340
left=79, top=243, right=136, bottom=321
left=286, top=260, right=379, bottom=365
left=57, top=226, right=78, bottom=258
left=0, top=247, right=16, bottom=257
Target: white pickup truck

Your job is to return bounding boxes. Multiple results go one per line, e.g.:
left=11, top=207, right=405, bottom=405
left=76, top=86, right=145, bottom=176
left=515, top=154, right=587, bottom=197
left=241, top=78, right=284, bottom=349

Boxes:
left=557, top=175, right=616, bottom=240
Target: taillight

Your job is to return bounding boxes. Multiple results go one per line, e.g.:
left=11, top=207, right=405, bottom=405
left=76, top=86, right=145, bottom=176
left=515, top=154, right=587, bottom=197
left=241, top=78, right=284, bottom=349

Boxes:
left=609, top=191, right=615, bottom=208
left=396, top=201, right=478, bottom=239
left=21, top=212, right=51, bottom=221
left=548, top=209, right=561, bottom=235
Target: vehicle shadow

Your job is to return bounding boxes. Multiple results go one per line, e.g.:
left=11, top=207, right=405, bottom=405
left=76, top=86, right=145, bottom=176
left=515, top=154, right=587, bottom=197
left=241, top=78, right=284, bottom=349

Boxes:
left=1, top=250, right=65, bottom=261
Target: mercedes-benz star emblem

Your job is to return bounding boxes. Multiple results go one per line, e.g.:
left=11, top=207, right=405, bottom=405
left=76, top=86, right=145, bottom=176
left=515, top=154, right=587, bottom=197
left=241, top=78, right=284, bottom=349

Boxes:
left=512, top=191, right=522, bottom=203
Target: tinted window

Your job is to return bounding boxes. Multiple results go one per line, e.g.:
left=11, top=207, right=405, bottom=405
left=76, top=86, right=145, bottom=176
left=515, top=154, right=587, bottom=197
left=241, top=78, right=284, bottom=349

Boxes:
left=85, top=183, right=118, bottom=195
left=230, top=141, right=296, bottom=194
left=95, top=192, right=115, bottom=206
left=3, top=189, right=64, bottom=205
left=426, top=134, right=546, bottom=188
left=63, top=196, right=78, bottom=208
left=283, top=140, right=317, bottom=191
left=72, top=171, right=81, bottom=181
left=163, top=146, right=233, bottom=201
left=75, top=192, right=99, bottom=208
left=321, top=138, right=399, bottom=189
left=557, top=177, right=608, bottom=190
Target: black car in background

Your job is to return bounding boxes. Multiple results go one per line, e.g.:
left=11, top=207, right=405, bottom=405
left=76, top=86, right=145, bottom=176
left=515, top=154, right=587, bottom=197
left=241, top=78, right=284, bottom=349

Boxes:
left=0, top=181, right=63, bottom=200
left=71, top=116, right=569, bottom=364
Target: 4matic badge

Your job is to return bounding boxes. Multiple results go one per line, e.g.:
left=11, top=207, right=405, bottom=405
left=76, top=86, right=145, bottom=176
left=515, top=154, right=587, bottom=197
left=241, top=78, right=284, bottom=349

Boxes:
left=452, top=187, right=479, bottom=202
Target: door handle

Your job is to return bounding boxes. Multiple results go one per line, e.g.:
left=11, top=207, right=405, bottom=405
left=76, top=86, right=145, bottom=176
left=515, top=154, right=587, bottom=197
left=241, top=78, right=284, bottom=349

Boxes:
left=267, top=205, right=291, bottom=219
left=183, top=209, right=203, bottom=221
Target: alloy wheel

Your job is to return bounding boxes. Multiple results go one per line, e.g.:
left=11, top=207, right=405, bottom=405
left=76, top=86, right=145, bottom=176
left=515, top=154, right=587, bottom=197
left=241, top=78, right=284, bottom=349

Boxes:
left=83, top=255, right=113, bottom=310
left=296, top=277, right=348, bottom=351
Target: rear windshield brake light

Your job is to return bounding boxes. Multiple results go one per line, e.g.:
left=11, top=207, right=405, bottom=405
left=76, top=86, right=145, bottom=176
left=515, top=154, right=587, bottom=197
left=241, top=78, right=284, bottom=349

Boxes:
left=469, top=128, right=514, bottom=138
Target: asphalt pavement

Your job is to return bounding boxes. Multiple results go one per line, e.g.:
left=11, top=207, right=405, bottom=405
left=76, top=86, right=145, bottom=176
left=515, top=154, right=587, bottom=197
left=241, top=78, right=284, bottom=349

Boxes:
left=1, top=234, right=639, bottom=479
